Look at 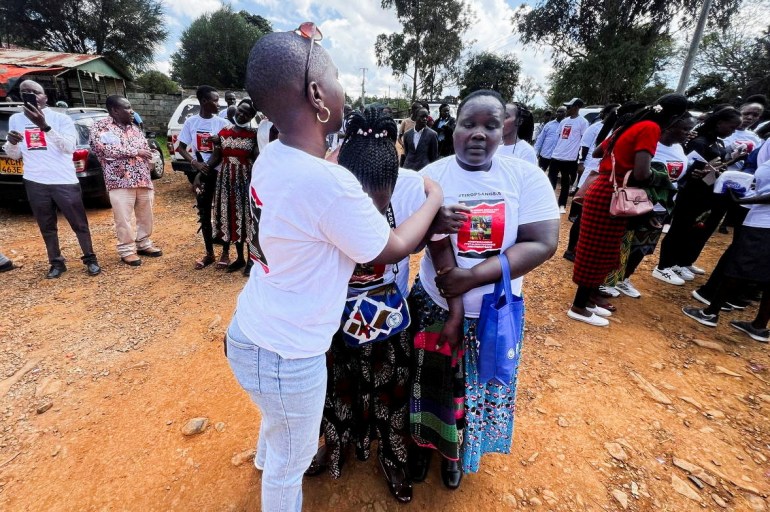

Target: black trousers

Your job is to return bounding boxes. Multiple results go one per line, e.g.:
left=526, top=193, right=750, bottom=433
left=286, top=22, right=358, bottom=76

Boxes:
left=697, top=207, right=749, bottom=297
left=548, top=159, right=578, bottom=207
left=24, top=179, right=97, bottom=267
left=658, top=180, right=729, bottom=269
left=538, top=156, right=551, bottom=173
left=196, top=171, right=218, bottom=254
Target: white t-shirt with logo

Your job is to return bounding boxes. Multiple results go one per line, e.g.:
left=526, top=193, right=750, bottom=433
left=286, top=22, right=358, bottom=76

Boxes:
left=348, top=169, right=425, bottom=296
left=743, top=162, right=770, bottom=229
left=551, top=115, right=589, bottom=161
left=419, top=155, right=559, bottom=317
left=495, top=140, right=538, bottom=166
left=4, top=109, right=78, bottom=185
left=575, top=121, right=604, bottom=188
left=178, top=114, right=229, bottom=164
left=652, top=142, right=688, bottom=181
left=723, top=129, right=762, bottom=170
left=234, top=141, right=391, bottom=359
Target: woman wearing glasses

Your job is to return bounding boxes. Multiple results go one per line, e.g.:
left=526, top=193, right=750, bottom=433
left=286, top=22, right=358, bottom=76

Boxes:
left=224, top=27, right=443, bottom=511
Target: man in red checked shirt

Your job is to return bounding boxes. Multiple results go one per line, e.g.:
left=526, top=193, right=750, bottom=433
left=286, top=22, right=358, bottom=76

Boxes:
left=90, top=95, right=162, bottom=267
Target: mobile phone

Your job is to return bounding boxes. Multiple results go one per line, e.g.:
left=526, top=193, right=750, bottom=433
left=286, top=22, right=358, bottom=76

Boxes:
left=21, top=92, right=37, bottom=109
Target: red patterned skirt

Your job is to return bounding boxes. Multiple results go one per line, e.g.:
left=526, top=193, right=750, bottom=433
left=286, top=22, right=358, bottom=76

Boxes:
left=572, top=171, right=628, bottom=287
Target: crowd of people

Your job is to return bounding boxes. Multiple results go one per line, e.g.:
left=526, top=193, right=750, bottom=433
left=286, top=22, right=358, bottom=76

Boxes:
left=2, top=20, right=770, bottom=512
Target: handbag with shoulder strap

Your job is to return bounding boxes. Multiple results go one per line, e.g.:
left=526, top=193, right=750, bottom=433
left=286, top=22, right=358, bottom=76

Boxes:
left=609, top=153, right=654, bottom=217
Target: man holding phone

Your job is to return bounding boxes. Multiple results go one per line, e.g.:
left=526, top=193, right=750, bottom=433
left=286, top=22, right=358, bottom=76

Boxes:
left=2, top=80, right=101, bottom=278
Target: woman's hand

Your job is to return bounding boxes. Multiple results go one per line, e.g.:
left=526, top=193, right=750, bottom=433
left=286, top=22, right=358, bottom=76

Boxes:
left=191, top=160, right=209, bottom=174
left=431, top=204, right=470, bottom=235
left=435, top=266, right=475, bottom=298
left=436, top=315, right=463, bottom=350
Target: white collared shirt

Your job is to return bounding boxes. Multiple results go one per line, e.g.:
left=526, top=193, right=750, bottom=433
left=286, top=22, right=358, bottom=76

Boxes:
left=413, top=127, right=425, bottom=148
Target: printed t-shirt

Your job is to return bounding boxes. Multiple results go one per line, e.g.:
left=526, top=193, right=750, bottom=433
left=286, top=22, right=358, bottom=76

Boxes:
left=723, top=129, right=762, bottom=171
left=758, top=140, right=770, bottom=167
left=348, top=168, right=425, bottom=296
left=495, top=140, right=538, bottom=166
left=420, top=155, right=559, bottom=317
left=575, top=121, right=604, bottom=188
left=5, top=109, right=78, bottom=185
left=652, top=142, right=687, bottom=182
left=177, top=114, right=229, bottom=164
left=744, top=162, right=770, bottom=229
left=235, top=141, right=391, bottom=359
left=551, top=115, right=589, bottom=161
left=597, top=120, right=660, bottom=178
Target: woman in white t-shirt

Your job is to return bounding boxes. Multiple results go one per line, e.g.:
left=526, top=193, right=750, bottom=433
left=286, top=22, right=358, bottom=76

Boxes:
left=225, top=28, right=443, bottom=512
left=682, top=160, right=770, bottom=342
left=307, top=109, right=428, bottom=503
left=495, top=102, right=537, bottom=166
left=408, top=90, right=559, bottom=489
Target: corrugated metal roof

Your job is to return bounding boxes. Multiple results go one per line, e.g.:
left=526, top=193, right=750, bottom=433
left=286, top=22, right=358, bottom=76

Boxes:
left=0, top=49, right=103, bottom=68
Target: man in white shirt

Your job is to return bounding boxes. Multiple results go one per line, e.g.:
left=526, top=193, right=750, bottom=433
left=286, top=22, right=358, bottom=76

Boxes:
left=177, top=85, right=230, bottom=268
left=3, top=80, right=100, bottom=278
left=548, top=98, right=589, bottom=213
left=534, top=106, right=566, bottom=172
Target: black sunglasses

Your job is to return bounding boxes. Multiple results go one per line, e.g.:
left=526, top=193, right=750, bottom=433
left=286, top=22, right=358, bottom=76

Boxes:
left=295, top=22, right=324, bottom=95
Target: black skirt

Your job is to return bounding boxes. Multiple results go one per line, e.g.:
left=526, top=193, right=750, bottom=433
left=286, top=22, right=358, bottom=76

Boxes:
left=724, top=226, right=770, bottom=284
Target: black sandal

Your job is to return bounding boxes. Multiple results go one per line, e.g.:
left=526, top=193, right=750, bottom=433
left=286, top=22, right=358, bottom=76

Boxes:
left=226, top=259, right=246, bottom=273
left=379, top=457, right=413, bottom=503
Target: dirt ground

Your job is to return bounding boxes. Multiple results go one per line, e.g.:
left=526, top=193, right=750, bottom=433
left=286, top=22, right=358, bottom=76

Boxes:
left=2, top=166, right=770, bottom=512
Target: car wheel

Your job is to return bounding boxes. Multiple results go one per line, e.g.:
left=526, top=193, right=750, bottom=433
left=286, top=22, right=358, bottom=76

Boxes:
left=151, top=150, right=165, bottom=180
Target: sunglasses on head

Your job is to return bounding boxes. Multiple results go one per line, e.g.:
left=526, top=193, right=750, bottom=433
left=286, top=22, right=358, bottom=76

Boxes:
left=295, top=22, right=323, bottom=95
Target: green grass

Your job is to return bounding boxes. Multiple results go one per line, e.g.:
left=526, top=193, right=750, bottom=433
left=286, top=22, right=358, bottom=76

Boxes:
left=154, top=134, right=171, bottom=160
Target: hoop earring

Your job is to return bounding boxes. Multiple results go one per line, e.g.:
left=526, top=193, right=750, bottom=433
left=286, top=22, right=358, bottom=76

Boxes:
left=316, top=107, right=331, bottom=124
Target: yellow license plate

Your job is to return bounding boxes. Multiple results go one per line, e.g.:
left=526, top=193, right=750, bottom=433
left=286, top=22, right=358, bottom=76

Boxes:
left=0, top=158, right=23, bottom=175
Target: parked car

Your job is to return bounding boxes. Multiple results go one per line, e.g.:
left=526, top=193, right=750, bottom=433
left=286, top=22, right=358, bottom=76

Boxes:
left=0, top=106, right=164, bottom=207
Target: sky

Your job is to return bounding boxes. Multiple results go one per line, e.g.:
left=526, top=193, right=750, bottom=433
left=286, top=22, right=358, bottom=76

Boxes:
left=155, top=0, right=553, bottom=104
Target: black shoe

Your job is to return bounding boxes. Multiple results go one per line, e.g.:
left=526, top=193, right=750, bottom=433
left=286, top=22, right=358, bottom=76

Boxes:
left=682, top=306, right=718, bottom=327
left=725, top=298, right=750, bottom=310
left=379, top=457, right=413, bottom=503
left=562, top=250, right=576, bottom=262
left=243, top=261, right=253, bottom=277
left=407, top=446, right=432, bottom=483
left=691, top=289, right=732, bottom=311
left=46, top=266, right=66, bottom=279
left=86, top=262, right=101, bottom=276
left=718, top=225, right=729, bottom=234
left=137, top=247, right=163, bottom=257
left=0, top=260, right=14, bottom=272
left=440, top=458, right=463, bottom=490
left=225, top=259, right=246, bottom=273
left=304, top=445, right=327, bottom=477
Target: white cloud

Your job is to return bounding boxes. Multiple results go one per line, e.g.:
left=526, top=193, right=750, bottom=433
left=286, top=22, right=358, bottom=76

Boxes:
left=164, top=0, right=223, bottom=19
left=151, top=60, right=171, bottom=75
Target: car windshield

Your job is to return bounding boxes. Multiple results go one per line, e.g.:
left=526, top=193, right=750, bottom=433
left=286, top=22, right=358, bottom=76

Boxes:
left=0, top=113, right=11, bottom=143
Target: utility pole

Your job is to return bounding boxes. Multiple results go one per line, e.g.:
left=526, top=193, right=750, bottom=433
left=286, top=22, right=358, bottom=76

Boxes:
left=360, top=68, right=367, bottom=109
left=677, top=0, right=714, bottom=94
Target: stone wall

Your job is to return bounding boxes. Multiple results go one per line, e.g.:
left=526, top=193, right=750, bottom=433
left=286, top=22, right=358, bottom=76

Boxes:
left=125, top=91, right=187, bottom=133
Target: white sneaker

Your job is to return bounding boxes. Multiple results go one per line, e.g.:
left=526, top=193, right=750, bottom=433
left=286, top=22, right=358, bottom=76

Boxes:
left=673, top=265, right=695, bottom=281
left=652, top=267, right=685, bottom=286
left=598, top=285, right=621, bottom=297
left=587, top=304, right=612, bottom=317
left=567, top=309, right=609, bottom=327
left=687, top=265, right=706, bottom=275
left=559, top=206, right=567, bottom=214
left=616, top=279, right=641, bottom=298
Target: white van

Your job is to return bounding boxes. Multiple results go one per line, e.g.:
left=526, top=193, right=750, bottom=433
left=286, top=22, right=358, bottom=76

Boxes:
left=167, top=95, right=228, bottom=175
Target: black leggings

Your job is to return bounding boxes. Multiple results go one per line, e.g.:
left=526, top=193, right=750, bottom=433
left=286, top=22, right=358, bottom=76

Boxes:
left=548, top=159, right=578, bottom=207
left=195, top=171, right=217, bottom=254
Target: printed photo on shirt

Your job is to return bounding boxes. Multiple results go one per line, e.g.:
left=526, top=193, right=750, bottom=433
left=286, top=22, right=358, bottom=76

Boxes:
left=349, top=263, right=387, bottom=288
left=457, top=195, right=506, bottom=259
left=666, top=161, right=685, bottom=180
left=561, top=125, right=572, bottom=139
left=25, top=128, right=48, bottom=150
left=196, top=131, right=214, bottom=152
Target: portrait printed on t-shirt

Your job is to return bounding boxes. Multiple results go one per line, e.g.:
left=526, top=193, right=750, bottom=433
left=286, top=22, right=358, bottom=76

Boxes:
left=25, top=127, right=48, bottom=150
left=561, top=125, right=572, bottom=139
left=456, top=193, right=506, bottom=259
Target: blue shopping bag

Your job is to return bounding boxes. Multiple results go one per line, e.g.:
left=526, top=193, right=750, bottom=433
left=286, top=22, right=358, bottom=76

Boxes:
left=477, top=254, right=524, bottom=386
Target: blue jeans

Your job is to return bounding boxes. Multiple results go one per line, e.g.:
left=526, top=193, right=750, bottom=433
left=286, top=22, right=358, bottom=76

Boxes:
left=226, top=319, right=326, bottom=512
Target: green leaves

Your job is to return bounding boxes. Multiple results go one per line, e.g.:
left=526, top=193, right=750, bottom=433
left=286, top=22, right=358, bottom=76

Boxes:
left=170, top=7, right=272, bottom=89
left=459, top=52, right=521, bottom=100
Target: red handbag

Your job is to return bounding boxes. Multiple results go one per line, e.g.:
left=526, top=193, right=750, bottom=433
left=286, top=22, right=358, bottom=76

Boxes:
left=609, top=154, right=653, bottom=217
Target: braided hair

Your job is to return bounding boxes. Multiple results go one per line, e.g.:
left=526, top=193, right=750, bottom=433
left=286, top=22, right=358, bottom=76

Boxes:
left=338, top=108, right=399, bottom=193
left=693, top=106, right=741, bottom=141
left=604, top=94, right=689, bottom=155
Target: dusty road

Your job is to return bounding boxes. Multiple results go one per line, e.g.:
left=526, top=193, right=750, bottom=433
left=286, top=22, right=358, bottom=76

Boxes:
left=1, top=167, right=770, bottom=511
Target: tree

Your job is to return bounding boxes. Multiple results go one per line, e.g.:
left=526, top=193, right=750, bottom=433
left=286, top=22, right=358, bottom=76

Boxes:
left=459, top=52, right=520, bottom=100
left=514, top=0, right=744, bottom=104
left=238, top=11, right=273, bottom=34
left=1, top=0, right=167, bottom=74
left=514, top=75, right=543, bottom=106
left=134, top=71, right=180, bottom=94
left=171, top=7, right=270, bottom=88
left=376, top=0, right=473, bottom=100
left=686, top=23, right=770, bottom=108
